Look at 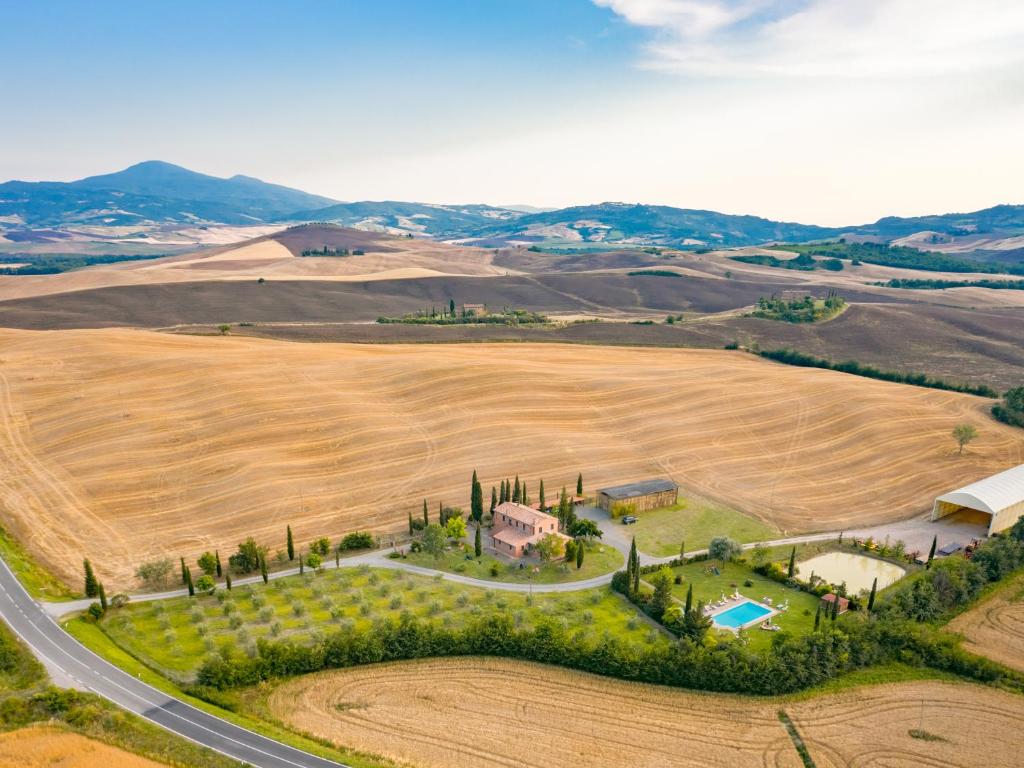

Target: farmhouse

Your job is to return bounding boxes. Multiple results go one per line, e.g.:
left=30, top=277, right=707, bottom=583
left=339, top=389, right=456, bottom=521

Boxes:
left=821, top=593, right=849, bottom=615
left=462, top=303, right=487, bottom=316
left=491, top=501, right=569, bottom=558
left=597, top=479, right=678, bottom=513
left=931, top=464, right=1024, bottom=536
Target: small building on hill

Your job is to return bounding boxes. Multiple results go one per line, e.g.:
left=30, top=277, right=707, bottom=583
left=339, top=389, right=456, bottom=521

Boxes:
left=491, top=501, right=569, bottom=558
left=931, top=464, right=1024, bottom=535
left=597, top=479, right=678, bottom=513
left=462, top=303, right=487, bottom=316
left=821, top=593, right=849, bottom=615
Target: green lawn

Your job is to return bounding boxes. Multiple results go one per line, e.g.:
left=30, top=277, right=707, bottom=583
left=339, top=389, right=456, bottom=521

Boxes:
left=630, top=497, right=777, bottom=557
left=403, top=540, right=622, bottom=584
left=99, top=565, right=660, bottom=680
left=660, top=558, right=821, bottom=651
left=0, top=523, right=76, bottom=601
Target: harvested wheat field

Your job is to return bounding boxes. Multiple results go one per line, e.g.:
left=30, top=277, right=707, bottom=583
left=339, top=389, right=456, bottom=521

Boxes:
left=0, top=328, right=1021, bottom=588
left=787, top=680, right=1024, bottom=767
left=267, top=658, right=1024, bottom=768
left=0, top=725, right=165, bottom=767
left=947, top=572, right=1024, bottom=673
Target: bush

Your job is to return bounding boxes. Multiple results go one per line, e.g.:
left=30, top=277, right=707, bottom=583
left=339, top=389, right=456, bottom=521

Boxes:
left=340, top=532, right=375, bottom=551
left=195, top=575, right=216, bottom=594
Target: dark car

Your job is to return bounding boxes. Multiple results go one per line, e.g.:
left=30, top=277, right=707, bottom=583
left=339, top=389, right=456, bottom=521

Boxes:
left=621, top=515, right=638, bottom=525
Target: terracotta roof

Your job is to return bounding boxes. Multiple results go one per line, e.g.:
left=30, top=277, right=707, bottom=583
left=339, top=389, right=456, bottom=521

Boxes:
left=492, top=527, right=536, bottom=546
left=494, top=501, right=557, bottom=527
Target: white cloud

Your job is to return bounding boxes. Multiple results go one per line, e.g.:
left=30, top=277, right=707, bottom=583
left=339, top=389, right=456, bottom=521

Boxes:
left=595, top=0, right=1024, bottom=76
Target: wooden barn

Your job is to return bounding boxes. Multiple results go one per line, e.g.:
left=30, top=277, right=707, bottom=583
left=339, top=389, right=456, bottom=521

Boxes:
left=597, top=479, right=678, bottom=513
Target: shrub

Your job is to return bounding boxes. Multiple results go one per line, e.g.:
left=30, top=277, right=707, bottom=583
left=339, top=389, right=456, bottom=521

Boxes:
left=339, top=532, right=375, bottom=551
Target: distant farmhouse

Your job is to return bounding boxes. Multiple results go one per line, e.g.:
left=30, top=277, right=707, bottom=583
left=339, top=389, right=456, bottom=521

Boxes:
left=931, top=463, right=1024, bottom=536
left=462, top=303, right=487, bottom=316
left=597, top=479, right=678, bottom=513
left=491, top=501, right=569, bottom=558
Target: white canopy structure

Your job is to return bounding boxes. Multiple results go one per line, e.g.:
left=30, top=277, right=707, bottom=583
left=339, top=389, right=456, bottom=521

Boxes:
left=932, top=464, right=1024, bottom=535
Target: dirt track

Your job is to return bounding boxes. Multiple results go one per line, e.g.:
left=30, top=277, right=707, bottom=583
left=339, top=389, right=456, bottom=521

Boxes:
left=268, top=658, right=1024, bottom=768
left=0, top=329, right=1020, bottom=589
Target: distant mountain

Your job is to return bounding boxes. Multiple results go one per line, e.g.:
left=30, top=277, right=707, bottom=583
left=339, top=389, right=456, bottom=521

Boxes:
left=466, top=202, right=844, bottom=248
left=0, top=161, right=337, bottom=227
left=280, top=200, right=525, bottom=239
left=2, top=161, right=1022, bottom=254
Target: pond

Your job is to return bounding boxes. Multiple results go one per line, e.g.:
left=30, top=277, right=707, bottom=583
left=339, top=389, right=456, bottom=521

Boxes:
left=796, top=551, right=905, bottom=594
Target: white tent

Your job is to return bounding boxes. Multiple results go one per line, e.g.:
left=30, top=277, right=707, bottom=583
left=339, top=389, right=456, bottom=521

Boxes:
left=932, top=464, right=1024, bottom=535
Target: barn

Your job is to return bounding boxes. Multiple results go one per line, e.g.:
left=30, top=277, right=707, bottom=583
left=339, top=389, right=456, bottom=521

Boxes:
left=931, top=464, right=1024, bottom=536
left=597, top=479, right=678, bottom=513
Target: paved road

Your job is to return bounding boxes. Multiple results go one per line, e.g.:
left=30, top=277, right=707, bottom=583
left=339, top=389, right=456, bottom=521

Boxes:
left=0, top=555, right=346, bottom=768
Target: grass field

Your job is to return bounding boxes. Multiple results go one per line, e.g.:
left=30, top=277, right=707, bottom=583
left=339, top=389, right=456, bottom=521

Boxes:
left=98, top=566, right=661, bottom=680
left=0, top=726, right=168, bottom=768
left=403, top=540, right=623, bottom=584
left=660, top=558, right=821, bottom=650
left=947, top=571, right=1024, bottom=673
left=2, top=329, right=1020, bottom=589
left=630, top=498, right=777, bottom=557
left=266, top=657, right=1024, bottom=768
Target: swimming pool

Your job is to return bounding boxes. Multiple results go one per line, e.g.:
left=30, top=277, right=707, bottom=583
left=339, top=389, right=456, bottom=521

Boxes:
left=712, top=600, right=773, bottom=630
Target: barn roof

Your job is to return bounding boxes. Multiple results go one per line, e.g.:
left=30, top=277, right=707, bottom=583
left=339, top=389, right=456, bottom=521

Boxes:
left=934, top=464, right=1024, bottom=515
left=598, top=479, right=677, bottom=500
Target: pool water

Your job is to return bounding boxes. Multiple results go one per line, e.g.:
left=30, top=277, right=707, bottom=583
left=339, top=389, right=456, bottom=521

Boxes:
left=713, top=600, right=772, bottom=629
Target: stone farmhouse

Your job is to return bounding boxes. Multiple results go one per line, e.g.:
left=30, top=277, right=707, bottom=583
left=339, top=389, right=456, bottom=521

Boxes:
left=491, top=501, right=570, bottom=558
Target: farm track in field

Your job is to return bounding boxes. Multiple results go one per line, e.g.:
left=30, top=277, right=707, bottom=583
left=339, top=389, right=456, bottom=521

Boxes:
left=0, top=328, right=1021, bottom=589
left=268, top=659, right=1024, bottom=768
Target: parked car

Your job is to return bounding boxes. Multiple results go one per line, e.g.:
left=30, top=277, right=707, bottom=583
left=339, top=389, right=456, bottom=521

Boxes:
left=621, top=515, right=638, bottom=525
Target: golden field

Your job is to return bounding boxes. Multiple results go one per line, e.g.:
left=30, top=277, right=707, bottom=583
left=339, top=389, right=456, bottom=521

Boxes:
left=0, top=725, right=166, bottom=768
left=947, top=573, right=1024, bottom=673
left=267, top=658, right=1024, bottom=768
left=0, top=328, right=1020, bottom=588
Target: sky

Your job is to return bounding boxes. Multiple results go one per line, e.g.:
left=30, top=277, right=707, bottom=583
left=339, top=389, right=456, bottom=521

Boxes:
left=1, top=0, right=1022, bottom=225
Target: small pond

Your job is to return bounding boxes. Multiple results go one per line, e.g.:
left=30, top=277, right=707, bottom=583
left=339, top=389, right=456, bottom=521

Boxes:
left=796, top=551, right=905, bottom=594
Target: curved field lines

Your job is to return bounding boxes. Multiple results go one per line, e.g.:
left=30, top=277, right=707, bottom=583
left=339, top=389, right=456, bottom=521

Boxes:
left=787, top=681, right=1024, bottom=768
left=0, top=328, right=1022, bottom=588
left=267, top=658, right=798, bottom=768
left=267, top=661, right=1023, bottom=768
left=948, top=573, right=1024, bottom=673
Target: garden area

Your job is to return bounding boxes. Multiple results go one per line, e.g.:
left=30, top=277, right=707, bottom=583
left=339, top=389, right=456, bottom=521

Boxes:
left=402, top=539, right=622, bottom=584
left=96, top=565, right=663, bottom=682
left=628, top=496, right=777, bottom=557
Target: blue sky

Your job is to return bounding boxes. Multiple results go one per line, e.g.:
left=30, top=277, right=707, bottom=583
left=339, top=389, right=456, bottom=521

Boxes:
left=2, top=0, right=1023, bottom=224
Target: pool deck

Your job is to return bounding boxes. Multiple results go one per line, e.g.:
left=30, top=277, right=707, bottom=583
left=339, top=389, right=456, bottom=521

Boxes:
left=707, top=596, right=780, bottom=632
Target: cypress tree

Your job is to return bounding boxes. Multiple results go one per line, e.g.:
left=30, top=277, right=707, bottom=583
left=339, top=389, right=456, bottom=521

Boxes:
left=576, top=541, right=584, bottom=569
left=449, top=298, right=456, bottom=316
left=98, top=582, right=107, bottom=612
left=830, top=596, right=838, bottom=620
left=499, top=480, right=506, bottom=504
left=814, top=602, right=821, bottom=630
left=490, top=486, right=497, bottom=515
left=185, top=567, right=194, bottom=597
left=558, top=488, right=569, bottom=529
left=225, top=570, right=233, bottom=590
left=423, top=499, right=429, bottom=527
left=576, top=473, right=583, bottom=496
left=680, top=539, right=686, bottom=560
left=512, top=476, right=520, bottom=503
left=439, top=501, right=444, bottom=525
left=286, top=525, right=295, bottom=561
left=787, top=547, right=796, bottom=578
left=299, top=549, right=305, bottom=575
left=471, top=470, right=483, bottom=523
left=628, top=538, right=640, bottom=594
left=83, top=559, right=99, bottom=598
left=684, top=583, right=693, bottom=613
left=335, top=542, right=341, bottom=568
left=259, top=554, right=269, bottom=584
left=521, top=481, right=529, bottom=506
left=867, top=577, right=878, bottom=612
left=539, top=479, right=546, bottom=510
left=179, top=557, right=188, bottom=586
left=215, top=550, right=222, bottom=578
left=408, top=510, right=414, bottom=535
left=474, top=525, right=482, bottom=557
left=926, top=535, right=937, bottom=569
